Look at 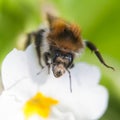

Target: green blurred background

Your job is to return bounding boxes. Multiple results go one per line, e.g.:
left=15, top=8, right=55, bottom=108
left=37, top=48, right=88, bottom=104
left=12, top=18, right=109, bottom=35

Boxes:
left=0, top=0, right=120, bottom=119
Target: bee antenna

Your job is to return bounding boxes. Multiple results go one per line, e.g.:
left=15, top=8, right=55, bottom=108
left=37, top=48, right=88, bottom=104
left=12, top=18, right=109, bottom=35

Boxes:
left=85, top=40, right=115, bottom=71
left=67, top=69, right=72, bottom=93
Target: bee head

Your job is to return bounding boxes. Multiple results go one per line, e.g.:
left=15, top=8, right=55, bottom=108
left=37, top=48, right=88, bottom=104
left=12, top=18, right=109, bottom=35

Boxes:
left=52, top=49, right=74, bottom=78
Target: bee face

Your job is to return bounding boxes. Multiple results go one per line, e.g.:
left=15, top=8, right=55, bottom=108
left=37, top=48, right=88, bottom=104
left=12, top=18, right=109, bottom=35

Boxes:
left=52, top=49, right=74, bottom=77
left=52, top=63, right=66, bottom=77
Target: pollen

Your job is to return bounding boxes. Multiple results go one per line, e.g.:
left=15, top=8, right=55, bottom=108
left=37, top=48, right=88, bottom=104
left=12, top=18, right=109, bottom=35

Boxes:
left=23, top=92, right=58, bottom=119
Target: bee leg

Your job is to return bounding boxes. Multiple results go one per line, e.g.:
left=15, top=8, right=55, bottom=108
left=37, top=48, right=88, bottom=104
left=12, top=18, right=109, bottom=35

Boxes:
left=67, top=69, right=72, bottom=93
left=47, top=64, right=51, bottom=74
left=69, top=63, right=74, bottom=69
left=24, top=33, right=32, bottom=49
left=85, top=40, right=115, bottom=70
left=44, top=52, right=51, bottom=74
left=36, top=46, right=44, bottom=68
left=36, top=52, right=51, bottom=75
left=34, top=29, right=46, bottom=68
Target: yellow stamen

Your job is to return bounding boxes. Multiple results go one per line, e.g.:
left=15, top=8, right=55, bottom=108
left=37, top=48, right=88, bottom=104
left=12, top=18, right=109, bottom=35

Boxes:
left=23, top=92, right=58, bottom=119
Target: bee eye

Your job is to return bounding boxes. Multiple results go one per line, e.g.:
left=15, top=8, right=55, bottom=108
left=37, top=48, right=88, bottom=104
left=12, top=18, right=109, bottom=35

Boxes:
left=55, top=52, right=59, bottom=58
left=65, top=53, right=72, bottom=60
left=65, top=53, right=73, bottom=63
left=52, top=50, right=61, bottom=62
left=55, top=50, right=61, bottom=57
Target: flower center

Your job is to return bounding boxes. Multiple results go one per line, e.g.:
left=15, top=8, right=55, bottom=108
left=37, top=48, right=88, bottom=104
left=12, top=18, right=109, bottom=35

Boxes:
left=23, top=92, right=58, bottom=119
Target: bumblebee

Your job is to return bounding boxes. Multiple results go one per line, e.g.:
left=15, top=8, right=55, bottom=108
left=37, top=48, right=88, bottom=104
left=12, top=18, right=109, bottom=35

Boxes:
left=25, top=14, right=114, bottom=92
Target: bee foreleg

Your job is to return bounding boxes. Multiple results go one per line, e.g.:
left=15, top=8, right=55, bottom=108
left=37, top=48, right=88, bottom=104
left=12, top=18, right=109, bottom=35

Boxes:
left=67, top=69, right=72, bottom=93
left=43, top=52, right=51, bottom=74
left=69, top=63, right=74, bottom=69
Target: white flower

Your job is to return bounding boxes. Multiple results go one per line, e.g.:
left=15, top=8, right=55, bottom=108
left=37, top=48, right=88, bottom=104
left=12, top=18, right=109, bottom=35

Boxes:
left=0, top=44, right=108, bottom=120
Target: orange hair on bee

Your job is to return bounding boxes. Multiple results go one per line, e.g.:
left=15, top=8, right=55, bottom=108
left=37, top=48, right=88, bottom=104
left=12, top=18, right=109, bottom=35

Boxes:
left=47, top=13, right=84, bottom=53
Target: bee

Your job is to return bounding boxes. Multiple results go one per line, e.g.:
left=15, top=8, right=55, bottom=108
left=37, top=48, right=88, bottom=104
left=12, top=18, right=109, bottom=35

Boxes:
left=25, top=13, right=114, bottom=92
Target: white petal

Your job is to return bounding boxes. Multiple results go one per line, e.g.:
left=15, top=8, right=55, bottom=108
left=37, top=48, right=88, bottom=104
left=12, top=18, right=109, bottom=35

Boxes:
left=55, top=85, right=108, bottom=120
left=1, top=49, right=30, bottom=89
left=42, top=85, right=108, bottom=120
left=0, top=91, right=24, bottom=120
left=6, top=68, right=49, bottom=101
left=1, top=44, right=49, bottom=99
left=50, top=107, right=76, bottom=120
left=28, top=116, right=42, bottom=120
left=25, top=44, right=49, bottom=85
left=5, top=78, right=39, bottom=101
left=70, top=63, right=101, bottom=85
